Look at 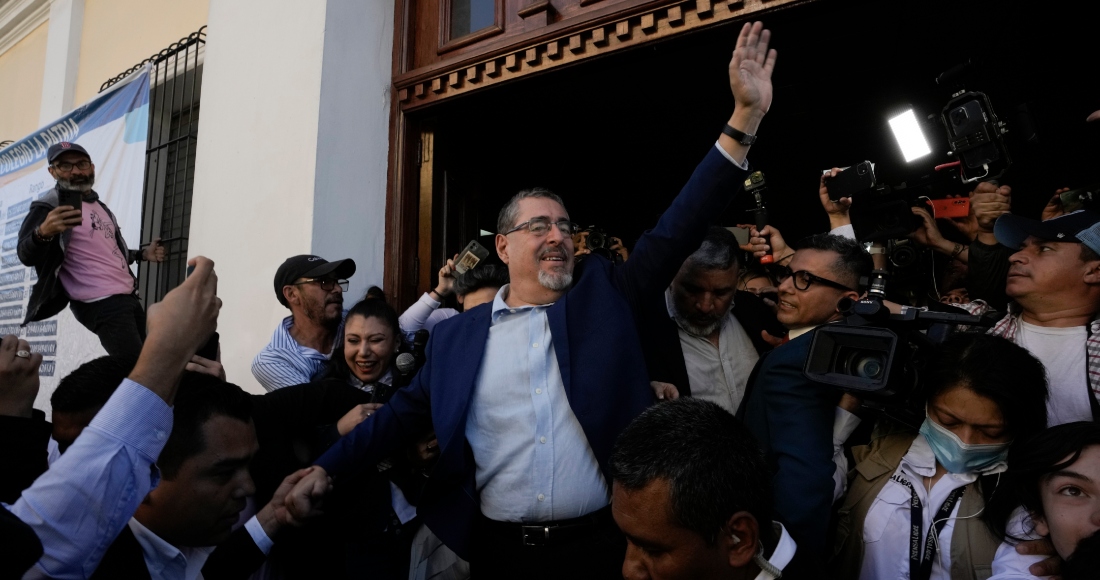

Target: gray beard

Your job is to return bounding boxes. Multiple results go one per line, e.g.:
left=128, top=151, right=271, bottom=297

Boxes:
left=538, top=269, right=573, bottom=291
left=671, top=310, right=721, bottom=337
left=57, top=176, right=94, bottom=192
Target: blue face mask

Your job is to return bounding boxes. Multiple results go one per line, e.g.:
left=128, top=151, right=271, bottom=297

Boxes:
left=919, top=417, right=1010, bottom=474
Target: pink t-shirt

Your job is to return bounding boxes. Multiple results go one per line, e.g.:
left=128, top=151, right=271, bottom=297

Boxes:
left=58, top=200, right=136, bottom=302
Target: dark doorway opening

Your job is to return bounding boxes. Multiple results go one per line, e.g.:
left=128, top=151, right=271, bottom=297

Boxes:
left=412, top=0, right=1099, bottom=294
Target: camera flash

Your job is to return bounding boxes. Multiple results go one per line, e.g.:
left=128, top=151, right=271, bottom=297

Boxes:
left=889, top=109, right=932, bottom=163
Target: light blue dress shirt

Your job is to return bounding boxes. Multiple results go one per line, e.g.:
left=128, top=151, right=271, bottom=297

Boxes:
left=465, top=285, right=609, bottom=522
left=5, top=378, right=174, bottom=580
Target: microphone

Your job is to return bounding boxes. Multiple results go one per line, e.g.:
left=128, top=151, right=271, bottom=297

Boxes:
left=396, top=352, right=417, bottom=375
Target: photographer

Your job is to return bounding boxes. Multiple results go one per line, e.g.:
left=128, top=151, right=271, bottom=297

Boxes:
left=573, top=227, right=630, bottom=263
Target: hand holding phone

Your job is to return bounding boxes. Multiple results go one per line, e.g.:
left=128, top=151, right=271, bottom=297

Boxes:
left=39, top=192, right=84, bottom=237
left=454, top=240, right=490, bottom=275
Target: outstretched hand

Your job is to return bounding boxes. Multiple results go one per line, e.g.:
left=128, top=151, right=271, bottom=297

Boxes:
left=728, top=22, right=777, bottom=115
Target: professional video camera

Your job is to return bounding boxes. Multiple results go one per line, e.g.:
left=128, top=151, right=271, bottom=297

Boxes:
left=802, top=270, right=993, bottom=428
left=825, top=63, right=1014, bottom=246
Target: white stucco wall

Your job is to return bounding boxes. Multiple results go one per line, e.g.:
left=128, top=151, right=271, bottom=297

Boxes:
left=190, top=0, right=392, bottom=392
left=311, top=0, right=393, bottom=298
left=188, top=0, right=328, bottom=391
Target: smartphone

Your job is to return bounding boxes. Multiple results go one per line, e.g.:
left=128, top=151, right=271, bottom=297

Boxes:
left=727, top=226, right=751, bottom=247
left=196, top=331, right=219, bottom=361
left=454, top=240, right=490, bottom=275
left=1059, top=185, right=1099, bottom=213
left=928, top=197, right=970, bottom=219
left=824, top=162, right=876, bottom=201
left=58, top=189, right=83, bottom=214
left=184, top=264, right=219, bottom=359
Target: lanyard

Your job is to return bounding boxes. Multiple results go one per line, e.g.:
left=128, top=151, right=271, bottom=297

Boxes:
left=889, top=474, right=966, bottom=580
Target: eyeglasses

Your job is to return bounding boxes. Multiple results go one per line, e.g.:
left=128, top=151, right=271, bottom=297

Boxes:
left=51, top=160, right=92, bottom=172
left=774, top=267, right=854, bottom=292
left=504, top=217, right=580, bottom=237
left=294, top=278, right=349, bottom=292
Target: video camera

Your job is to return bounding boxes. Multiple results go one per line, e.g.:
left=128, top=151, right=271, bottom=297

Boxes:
left=802, top=270, right=993, bottom=427
left=825, top=71, right=1013, bottom=245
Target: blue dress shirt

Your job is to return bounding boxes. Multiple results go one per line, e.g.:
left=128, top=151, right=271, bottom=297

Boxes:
left=465, top=286, right=609, bottom=522
left=5, top=378, right=174, bottom=580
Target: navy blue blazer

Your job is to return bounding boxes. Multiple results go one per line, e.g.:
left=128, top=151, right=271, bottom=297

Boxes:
left=737, top=331, right=840, bottom=567
left=317, top=146, right=749, bottom=559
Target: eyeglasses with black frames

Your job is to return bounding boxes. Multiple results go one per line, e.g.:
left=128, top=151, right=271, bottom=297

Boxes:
left=294, top=278, right=349, bottom=293
left=774, top=266, right=854, bottom=292
left=52, top=160, right=92, bottom=172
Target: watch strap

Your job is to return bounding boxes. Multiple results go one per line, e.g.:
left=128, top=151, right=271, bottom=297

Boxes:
left=722, top=124, right=757, bottom=146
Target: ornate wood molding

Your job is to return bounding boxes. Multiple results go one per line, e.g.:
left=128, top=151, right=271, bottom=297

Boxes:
left=396, top=0, right=798, bottom=111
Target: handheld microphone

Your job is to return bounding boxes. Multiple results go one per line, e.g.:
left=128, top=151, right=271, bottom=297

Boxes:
left=396, top=352, right=417, bottom=375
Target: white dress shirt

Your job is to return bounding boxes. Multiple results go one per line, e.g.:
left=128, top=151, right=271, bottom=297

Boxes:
left=465, top=285, right=609, bottom=522
left=665, top=290, right=759, bottom=414
left=128, top=518, right=215, bottom=580
left=858, top=434, right=996, bottom=580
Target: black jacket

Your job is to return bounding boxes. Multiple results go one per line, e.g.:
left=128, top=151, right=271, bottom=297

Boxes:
left=91, top=522, right=266, bottom=580
left=16, top=188, right=139, bottom=325
left=0, top=410, right=53, bottom=505
left=638, top=289, right=783, bottom=397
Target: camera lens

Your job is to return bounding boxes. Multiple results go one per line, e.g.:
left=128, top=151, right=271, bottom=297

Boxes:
left=950, top=107, right=969, bottom=127
left=844, top=351, right=886, bottom=380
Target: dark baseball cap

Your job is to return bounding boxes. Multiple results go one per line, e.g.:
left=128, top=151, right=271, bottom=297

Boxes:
left=994, top=210, right=1100, bottom=250
left=274, top=255, right=356, bottom=307
left=47, top=142, right=91, bottom=163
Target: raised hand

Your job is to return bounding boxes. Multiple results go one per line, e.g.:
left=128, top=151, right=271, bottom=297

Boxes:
left=728, top=22, right=778, bottom=115
left=1041, top=188, right=1070, bottom=221
left=0, top=335, right=42, bottom=418
left=819, top=168, right=853, bottom=229
left=969, top=182, right=1012, bottom=232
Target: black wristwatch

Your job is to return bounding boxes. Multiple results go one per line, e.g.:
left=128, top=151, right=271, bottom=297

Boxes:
left=722, top=123, right=757, bottom=146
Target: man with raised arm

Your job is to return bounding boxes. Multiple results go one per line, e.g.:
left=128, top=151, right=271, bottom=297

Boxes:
left=286, top=22, right=778, bottom=578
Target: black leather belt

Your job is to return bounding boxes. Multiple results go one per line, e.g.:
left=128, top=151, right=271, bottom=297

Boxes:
left=480, top=506, right=614, bottom=547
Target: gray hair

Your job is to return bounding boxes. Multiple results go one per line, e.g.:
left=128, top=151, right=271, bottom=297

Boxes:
left=497, top=187, right=566, bottom=234
left=685, top=226, right=740, bottom=271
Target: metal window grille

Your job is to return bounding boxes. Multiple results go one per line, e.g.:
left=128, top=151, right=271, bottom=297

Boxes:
left=100, top=26, right=205, bottom=308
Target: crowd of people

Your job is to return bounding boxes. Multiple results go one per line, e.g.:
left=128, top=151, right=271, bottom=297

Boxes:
left=3, top=20, right=1100, bottom=580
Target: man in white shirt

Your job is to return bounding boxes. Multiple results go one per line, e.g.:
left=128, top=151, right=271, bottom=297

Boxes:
left=91, top=372, right=321, bottom=579
left=958, top=210, right=1100, bottom=425
left=610, top=398, right=796, bottom=580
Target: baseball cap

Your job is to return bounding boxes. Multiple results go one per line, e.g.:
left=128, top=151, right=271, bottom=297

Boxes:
left=994, top=210, right=1100, bottom=250
left=47, top=142, right=91, bottom=163
left=1077, top=221, right=1100, bottom=256
left=273, top=255, right=357, bottom=307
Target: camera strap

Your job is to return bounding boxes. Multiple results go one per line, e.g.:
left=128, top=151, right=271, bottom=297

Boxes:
left=889, top=474, right=966, bottom=580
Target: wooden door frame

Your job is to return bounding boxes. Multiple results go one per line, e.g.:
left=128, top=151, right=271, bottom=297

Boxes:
left=383, top=0, right=809, bottom=309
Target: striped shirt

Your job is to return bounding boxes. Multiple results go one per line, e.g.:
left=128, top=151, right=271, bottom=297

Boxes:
left=252, top=312, right=347, bottom=392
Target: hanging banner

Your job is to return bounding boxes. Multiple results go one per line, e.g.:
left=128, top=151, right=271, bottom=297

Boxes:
left=0, top=66, right=149, bottom=415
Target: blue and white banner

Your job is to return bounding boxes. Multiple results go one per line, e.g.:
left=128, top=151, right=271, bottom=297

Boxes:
left=0, top=66, right=149, bottom=415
